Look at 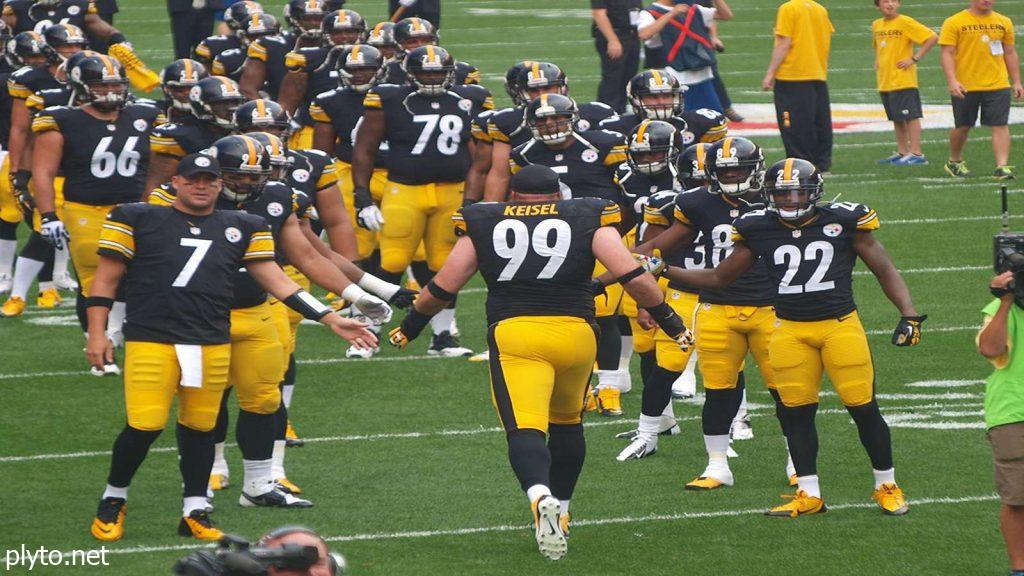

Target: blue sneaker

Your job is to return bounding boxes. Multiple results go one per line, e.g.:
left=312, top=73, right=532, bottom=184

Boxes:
left=877, top=152, right=903, bottom=164
left=895, top=154, right=928, bottom=166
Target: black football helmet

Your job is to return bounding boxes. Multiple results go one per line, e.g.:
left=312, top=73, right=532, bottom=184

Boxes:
left=763, top=158, right=823, bottom=221
left=189, top=76, right=245, bottom=130
left=239, top=13, right=280, bottom=46
left=628, top=69, right=682, bottom=120
left=676, top=143, right=713, bottom=190
left=503, top=61, right=535, bottom=106
left=224, top=1, right=264, bottom=32
left=707, top=137, right=765, bottom=197
left=42, top=23, right=87, bottom=60
left=206, top=135, right=272, bottom=203
left=234, top=98, right=291, bottom=135
left=334, top=44, right=382, bottom=92
left=284, top=0, right=329, bottom=40
left=393, top=17, right=437, bottom=52
left=515, top=62, right=567, bottom=104
left=321, top=9, right=365, bottom=46
left=161, top=58, right=209, bottom=112
left=402, top=45, right=454, bottom=96
left=526, top=93, right=577, bottom=145
left=246, top=131, right=292, bottom=180
left=68, top=53, right=128, bottom=112
left=212, top=48, right=246, bottom=81
left=8, top=31, right=54, bottom=68
left=627, top=120, right=678, bottom=176
left=366, top=21, right=398, bottom=61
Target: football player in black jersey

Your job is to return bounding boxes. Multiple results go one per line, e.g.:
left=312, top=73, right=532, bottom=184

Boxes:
left=366, top=21, right=398, bottom=62
left=211, top=47, right=246, bottom=82
left=0, top=20, right=22, bottom=295
left=238, top=11, right=292, bottom=101
left=194, top=9, right=277, bottom=68
left=380, top=17, right=480, bottom=87
left=352, top=45, right=482, bottom=356
left=388, top=165, right=693, bottom=560
left=159, top=58, right=208, bottom=124
left=87, top=152, right=376, bottom=542
left=660, top=157, right=924, bottom=517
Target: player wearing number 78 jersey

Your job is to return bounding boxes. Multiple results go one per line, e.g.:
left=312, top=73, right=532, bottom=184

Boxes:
left=659, top=157, right=926, bottom=517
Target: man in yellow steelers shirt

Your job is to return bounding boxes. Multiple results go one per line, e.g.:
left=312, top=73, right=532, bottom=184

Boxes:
left=939, top=0, right=1022, bottom=180
left=872, top=0, right=938, bottom=165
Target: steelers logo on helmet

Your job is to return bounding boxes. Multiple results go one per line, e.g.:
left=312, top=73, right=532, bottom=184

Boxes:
left=403, top=45, right=455, bottom=96
left=707, top=136, right=764, bottom=197
left=763, top=157, right=823, bottom=221
left=526, top=93, right=577, bottom=145
left=627, top=119, right=678, bottom=176
left=224, top=227, right=242, bottom=243
left=69, top=54, right=129, bottom=112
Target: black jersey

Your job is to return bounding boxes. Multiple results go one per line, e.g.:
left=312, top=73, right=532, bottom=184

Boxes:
left=150, top=115, right=223, bottom=158
left=599, top=112, right=687, bottom=142
left=598, top=110, right=725, bottom=146
left=455, top=197, right=621, bottom=324
left=510, top=130, right=627, bottom=204
left=364, top=83, right=476, bottom=185
left=576, top=101, right=616, bottom=132
left=311, top=87, right=369, bottom=164
left=733, top=203, right=880, bottom=322
left=194, top=34, right=243, bottom=67
left=285, top=148, right=337, bottom=196
left=614, top=162, right=676, bottom=203
left=32, top=102, right=160, bottom=205
left=644, top=188, right=703, bottom=294
left=4, top=0, right=94, bottom=33
left=246, top=35, right=291, bottom=100
left=0, top=63, right=16, bottom=147
left=673, top=189, right=773, bottom=306
left=7, top=65, right=60, bottom=100
left=25, top=86, right=73, bottom=115
left=98, top=202, right=275, bottom=344
left=212, top=47, right=247, bottom=81
left=486, top=106, right=530, bottom=148
left=284, top=45, right=335, bottom=127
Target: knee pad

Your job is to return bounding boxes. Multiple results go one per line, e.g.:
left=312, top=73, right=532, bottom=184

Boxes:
left=237, top=384, right=282, bottom=415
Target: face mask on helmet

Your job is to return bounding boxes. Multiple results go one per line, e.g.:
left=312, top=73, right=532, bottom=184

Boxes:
left=529, top=113, right=574, bottom=145
left=404, top=48, right=453, bottom=96
left=87, top=81, right=128, bottom=112
left=221, top=171, right=269, bottom=203
left=367, top=24, right=398, bottom=61
left=766, top=187, right=819, bottom=221
left=710, top=142, right=764, bottom=197
left=210, top=99, right=243, bottom=127
left=639, top=92, right=679, bottom=120
left=247, top=133, right=292, bottom=180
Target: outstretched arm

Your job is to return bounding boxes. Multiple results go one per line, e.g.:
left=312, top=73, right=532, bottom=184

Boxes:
left=662, top=241, right=754, bottom=289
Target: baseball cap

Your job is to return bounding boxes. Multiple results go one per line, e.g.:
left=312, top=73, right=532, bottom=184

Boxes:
left=177, top=153, right=221, bottom=178
left=510, top=164, right=560, bottom=195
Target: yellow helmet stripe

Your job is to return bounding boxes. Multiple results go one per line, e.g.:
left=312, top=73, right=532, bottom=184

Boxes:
left=540, top=93, right=548, bottom=107
left=99, top=54, right=116, bottom=76
left=635, top=120, right=649, bottom=143
left=255, top=98, right=267, bottom=117
left=247, top=136, right=261, bottom=167
left=183, top=58, right=194, bottom=80
left=696, top=143, right=707, bottom=169
left=783, top=158, right=795, bottom=181
left=651, top=69, right=662, bottom=85
left=352, top=44, right=361, bottom=59
left=720, top=137, right=733, bottom=159
left=425, top=45, right=436, bottom=61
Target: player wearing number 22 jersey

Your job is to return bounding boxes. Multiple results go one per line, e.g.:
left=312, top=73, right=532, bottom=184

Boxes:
left=386, top=165, right=693, bottom=561
left=662, top=157, right=926, bottom=518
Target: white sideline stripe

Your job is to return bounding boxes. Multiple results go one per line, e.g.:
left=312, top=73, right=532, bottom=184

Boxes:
left=865, top=325, right=975, bottom=336
left=70, top=494, right=1000, bottom=557
left=907, top=380, right=985, bottom=388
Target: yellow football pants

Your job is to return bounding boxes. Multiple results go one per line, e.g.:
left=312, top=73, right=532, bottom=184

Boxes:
left=336, top=160, right=388, bottom=260
left=653, top=289, right=700, bottom=371
left=488, top=316, right=598, bottom=434
left=379, top=180, right=462, bottom=273
left=267, top=265, right=311, bottom=356
left=693, top=303, right=776, bottom=390
left=30, top=177, right=66, bottom=231
left=0, top=154, right=19, bottom=225
left=770, top=311, right=875, bottom=408
left=623, top=276, right=670, bottom=354
left=63, top=200, right=115, bottom=297
left=123, top=341, right=232, bottom=432
left=288, top=126, right=314, bottom=151
left=229, top=302, right=285, bottom=415
left=593, top=228, right=635, bottom=318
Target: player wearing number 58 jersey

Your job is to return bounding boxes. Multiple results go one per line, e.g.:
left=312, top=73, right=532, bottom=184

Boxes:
left=387, top=165, right=693, bottom=561
left=661, top=158, right=926, bottom=518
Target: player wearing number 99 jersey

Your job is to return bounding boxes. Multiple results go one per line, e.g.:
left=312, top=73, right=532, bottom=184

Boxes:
left=662, top=158, right=925, bottom=517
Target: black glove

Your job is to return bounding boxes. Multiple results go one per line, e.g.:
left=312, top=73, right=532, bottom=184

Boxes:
left=10, top=169, right=31, bottom=212
left=590, top=278, right=607, bottom=298
left=892, top=314, right=927, bottom=347
left=388, top=286, right=418, bottom=309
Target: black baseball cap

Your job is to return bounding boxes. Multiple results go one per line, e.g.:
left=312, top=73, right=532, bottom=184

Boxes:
left=510, top=164, right=560, bottom=195
left=177, top=153, right=221, bottom=178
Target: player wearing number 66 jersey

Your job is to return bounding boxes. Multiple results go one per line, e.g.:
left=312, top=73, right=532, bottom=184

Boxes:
left=387, top=165, right=693, bottom=561
left=660, top=157, right=926, bottom=518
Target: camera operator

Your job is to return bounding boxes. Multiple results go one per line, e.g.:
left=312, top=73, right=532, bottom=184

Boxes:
left=173, top=528, right=344, bottom=576
left=257, top=527, right=340, bottom=576
left=978, top=262, right=1024, bottom=576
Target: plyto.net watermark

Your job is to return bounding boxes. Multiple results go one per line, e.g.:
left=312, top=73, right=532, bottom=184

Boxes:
left=4, top=546, right=109, bottom=571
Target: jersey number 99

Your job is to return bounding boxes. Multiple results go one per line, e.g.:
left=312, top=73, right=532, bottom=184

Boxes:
left=492, top=218, right=571, bottom=281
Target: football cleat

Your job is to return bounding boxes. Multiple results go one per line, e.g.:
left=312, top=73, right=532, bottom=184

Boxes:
left=285, top=421, right=304, bottom=447
left=532, top=495, right=567, bottom=561
left=90, top=497, right=127, bottom=542
left=872, top=483, right=909, bottom=515
left=468, top=349, right=490, bottom=362
left=594, top=386, right=622, bottom=417
left=178, top=510, right=224, bottom=540
left=944, top=160, right=970, bottom=178
left=209, top=473, right=229, bottom=491
left=995, top=166, right=1016, bottom=181
left=275, top=477, right=303, bottom=495
left=584, top=391, right=597, bottom=412
left=0, top=296, right=26, bottom=317
left=428, top=331, right=472, bottom=357
left=345, top=345, right=379, bottom=359
left=53, top=271, right=79, bottom=291
left=765, top=490, right=827, bottom=517
left=559, top=513, right=571, bottom=539
left=36, top=287, right=62, bottom=308
left=685, top=475, right=731, bottom=491
left=730, top=415, right=753, bottom=440
left=616, top=436, right=657, bottom=461
left=239, top=486, right=313, bottom=508
left=0, top=273, right=11, bottom=294
left=615, top=424, right=680, bottom=441
left=788, top=474, right=798, bottom=487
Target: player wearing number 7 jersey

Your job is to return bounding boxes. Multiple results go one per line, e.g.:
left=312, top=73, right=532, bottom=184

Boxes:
left=660, top=157, right=926, bottom=517
left=387, top=165, right=693, bottom=561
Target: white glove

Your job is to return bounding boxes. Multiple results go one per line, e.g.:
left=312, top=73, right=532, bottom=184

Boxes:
left=343, top=285, right=393, bottom=325
left=40, top=216, right=69, bottom=250
left=357, top=205, right=385, bottom=232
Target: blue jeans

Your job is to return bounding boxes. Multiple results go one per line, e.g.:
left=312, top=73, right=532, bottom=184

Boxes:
left=683, top=79, right=722, bottom=112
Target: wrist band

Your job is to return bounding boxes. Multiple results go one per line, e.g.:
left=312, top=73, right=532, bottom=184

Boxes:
left=426, top=280, right=455, bottom=301
left=358, top=273, right=399, bottom=300
left=108, top=32, right=127, bottom=45
left=85, top=296, right=114, bottom=309
left=615, top=267, right=646, bottom=285
left=644, top=301, right=685, bottom=336
left=400, top=308, right=433, bottom=341
left=40, top=211, right=58, bottom=223
left=283, top=289, right=331, bottom=321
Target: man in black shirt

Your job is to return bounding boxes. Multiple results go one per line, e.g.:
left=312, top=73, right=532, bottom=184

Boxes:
left=591, top=0, right=641, bottom=113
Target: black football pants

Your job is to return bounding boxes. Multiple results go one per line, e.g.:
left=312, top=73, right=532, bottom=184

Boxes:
left=773, top=80, right=833, bottom=172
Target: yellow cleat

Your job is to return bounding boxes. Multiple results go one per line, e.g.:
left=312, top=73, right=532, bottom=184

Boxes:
left=594, top=386, right=622, bottom=417
left=276, top=477, right=303, bottom=495
left=872, top=483, right=909, bottom=515
left=531, top=495, right=567, bottom=560
left=178, top=510, right=223, bottom=540
left=90, top=497, right=127, bottom=542
left=0, top=296, right=26, bottom=317
left=208, top=473, right=229, bottom=491
left=285, top=421, right=304, bottom=447
left=584, top=390, right=597, bottom=412
left=36, top=288, right=62, bottom=308
left=788, top=474, right=798, bottom=487
left=559, top=513, right=571, bottom=539
left=765, top=490, right=827, bottom=517
left=685, top=476, right=727, bottom=491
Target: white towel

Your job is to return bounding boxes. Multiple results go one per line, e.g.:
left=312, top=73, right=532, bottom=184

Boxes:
left=175, top=344, right=203, bottom=388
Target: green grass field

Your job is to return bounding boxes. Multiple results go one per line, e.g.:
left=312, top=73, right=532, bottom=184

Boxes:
left=2, top=0, right=1024, bottom=573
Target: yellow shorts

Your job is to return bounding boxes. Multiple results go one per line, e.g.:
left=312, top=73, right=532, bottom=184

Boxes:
left=30, top=177, right=66, bottom=232
left=379, top=180, right=462, bottom=273
left=0, top=154, right=19, bottom=225
left=770, top=311, right=875, bottom=408
left=267, top=265, right=311, bottom=355
left=337, top=160, right=388, bottom=260
left=693, top=303, right=776, bottom=390
left=593, top=261, right=625, bottom=318
left=123, top=341, right=232, bottom=432
left=288, top=126, right=314, bottom=151
left=229, top=302, right=285, bottom=414
left=623, top=277, right=669, bottom=354
left=488, top=316, right=598, bottom=433
left=63, top=200, right=115, bottom=297
left=653, top=289, right=700, bottom=371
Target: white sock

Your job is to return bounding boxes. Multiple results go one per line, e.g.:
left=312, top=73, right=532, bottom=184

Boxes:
left=559, top=499, right=570, bottom=516
left=10, top=256, right=43, bottom=299
left=0, top=239, right=15, bottom=275
left=704, top=434, right=731, bottom=469
left=616, top=336, right=633, bottom=392
left=271, top=440, right=286, bottom=479
left=53, top=243, right=69, bottom=277
left=873, top=468, right=895, bottom=489
left=37, top=281, right=53, bottom=291
left=108, top=301, right=127, bottom=334
left=637, top=414, right=661, bottom=441
left=526, top=484, right=551, bottom=504
left=242, top=458, right=274, bottom=495
left=797, top=475, right=821, bottom=498
left=182, top=496, right=208, bottom=516
left=211, top=442, right=228, bottom=475
left=660, top=400, right=675, bottom=429
left=595, top=369, right=619, bottom=390
left=786, top=449, right=796, bottom=478
left=281, top=384, right=295, bottom=409
left=430, top=308, right=455, bottom=335
left=733, top=388, right=748, bottom=421
left=103, top=484, right=128, bottom=500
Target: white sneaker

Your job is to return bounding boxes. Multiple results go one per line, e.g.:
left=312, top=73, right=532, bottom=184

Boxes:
left=615, top=424, right=680, bottom=441
left=468, top=349, right=490, bottom=362
left=449, top=317, right=459, bottom=337
left=730, top=415, right=753, bottom=440
left=616, top=436, right=657, bottom=461
left=239, top=486, right=313, bottom=508
left=53, top=272, right=78, bottom=291
left=672, top=371, right=696, bottom=399
left=345, top=345, right=378, bottom=359
left=0, top=273, right=11, bottom=294
left=532, top=495, right=566, bottom=561
left=427, top=331, right=472, bottom=357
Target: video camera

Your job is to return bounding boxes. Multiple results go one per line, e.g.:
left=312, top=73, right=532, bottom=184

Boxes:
left=994, top=185, right=1024, bottom=273
left=173, top=534, right=321, bottom=576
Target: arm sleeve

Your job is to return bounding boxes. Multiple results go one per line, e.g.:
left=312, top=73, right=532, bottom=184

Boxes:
left=856, top=207, right=880, bottom=231
left=907, top=18, right=937, bottom=45
left=97, top=208, right=136, bottom=261
left=600, top=202, right=622, bottom=227
left=774, top=4, right=795, bottom=38
left=242, top=221, right=277, bottom=263
left=938, top=18, right=958, bottom=46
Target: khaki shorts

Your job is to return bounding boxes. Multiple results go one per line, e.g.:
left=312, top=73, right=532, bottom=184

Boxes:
left=988, top=421, right=1024, bottom=505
